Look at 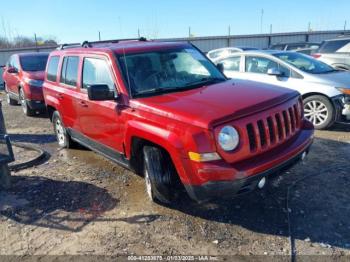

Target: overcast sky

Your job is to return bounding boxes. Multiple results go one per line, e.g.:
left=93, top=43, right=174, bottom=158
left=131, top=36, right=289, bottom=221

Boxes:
left=0, top=0, right=349, bottom=43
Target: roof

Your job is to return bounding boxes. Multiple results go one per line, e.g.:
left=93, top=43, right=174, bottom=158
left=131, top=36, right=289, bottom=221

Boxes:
left=17, top=52, right=50, bottom=57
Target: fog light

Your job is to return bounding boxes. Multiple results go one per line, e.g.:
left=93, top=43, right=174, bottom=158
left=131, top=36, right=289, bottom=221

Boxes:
left=301, top=152, right=307, bottom=161
left=258, top=177, right=266, bottom=189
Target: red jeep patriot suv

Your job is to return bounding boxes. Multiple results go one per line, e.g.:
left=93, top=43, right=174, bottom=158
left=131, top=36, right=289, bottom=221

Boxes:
left=43, top=38, right=314, bottom=204
left=2, top=52, right=49, bottom=116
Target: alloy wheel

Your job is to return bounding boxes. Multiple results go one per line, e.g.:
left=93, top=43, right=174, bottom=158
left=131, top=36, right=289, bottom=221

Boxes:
left=19, top=89, right=27, bottom=114
left=304, top=100, right=329, bottom=126
left=55, top=119, right=66, bottom=146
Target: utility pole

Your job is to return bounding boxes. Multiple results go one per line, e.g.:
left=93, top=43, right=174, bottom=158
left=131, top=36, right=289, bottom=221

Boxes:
left=270, top=24, right=273, bottom=34
left=34, top=33, right=38, bottom=51
left=308, top=22, right=311, bottom=32
left=188, top=26, right=191, bottom=38
left=260, top=9, right=264, bottom=34
left=98, top=31, right=101, bottom=41
left=137, top=28, right=140, bottom=38
left=344, top=20, right=347, bottom=33
left=228, top=25, right=231, bottom=36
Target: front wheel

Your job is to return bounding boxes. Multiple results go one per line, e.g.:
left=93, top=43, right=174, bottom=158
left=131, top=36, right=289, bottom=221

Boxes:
left=303, top=95, right=335, bottom=130
left=4, top=83, right=18, bottom=105
left=143, top=146, right=177, bottom=204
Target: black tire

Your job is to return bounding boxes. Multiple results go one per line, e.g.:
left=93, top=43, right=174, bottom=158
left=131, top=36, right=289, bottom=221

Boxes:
left=143, top=146, right=177, bottom=204
left=4, top=83, right=18, bottom=105
left=19, top=88, right=35, bottom=116
left=52, top=111, right=76, bottom=149
left=303, top=95, right=335, bottom=130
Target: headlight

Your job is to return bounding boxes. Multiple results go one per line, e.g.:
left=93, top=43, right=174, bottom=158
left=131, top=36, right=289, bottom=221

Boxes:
left=24, top=78, right=44, bottom=87
left=218, top=126, right=239, bottom=151
left=336, top=87, right=350, bottom=96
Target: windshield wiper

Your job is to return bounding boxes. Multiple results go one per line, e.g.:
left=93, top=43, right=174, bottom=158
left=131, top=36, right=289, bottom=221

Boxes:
left=185, top=77, right=225, bottom=87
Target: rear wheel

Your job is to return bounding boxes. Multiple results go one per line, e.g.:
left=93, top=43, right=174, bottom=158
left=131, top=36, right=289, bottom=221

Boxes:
left=19, top=88, right=35, bottom=116
left=303, top=95, right=335, bottom=130
left=52, top=111, right=76, bottom=148
left=143, top=146, right=177, bottom=204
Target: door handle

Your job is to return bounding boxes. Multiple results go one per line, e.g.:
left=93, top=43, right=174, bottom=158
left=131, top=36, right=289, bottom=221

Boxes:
left=56, top=93, right=64, bottom=100
left=79, top=101, right=88, bottom=108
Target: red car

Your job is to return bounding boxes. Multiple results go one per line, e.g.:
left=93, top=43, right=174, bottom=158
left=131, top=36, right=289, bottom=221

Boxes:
left=43, top=39, right=314, bottom=204
left=2, top=52, right=49, bottom=116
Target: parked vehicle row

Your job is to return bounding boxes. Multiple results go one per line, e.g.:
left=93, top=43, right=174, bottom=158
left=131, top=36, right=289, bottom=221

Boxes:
left=1, top=53, right=48, bottom=116
left=2, top=39, right=315, bottom=205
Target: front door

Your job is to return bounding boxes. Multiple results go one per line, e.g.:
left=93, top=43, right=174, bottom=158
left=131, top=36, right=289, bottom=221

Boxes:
left=75, top=56, right=124, bottom=153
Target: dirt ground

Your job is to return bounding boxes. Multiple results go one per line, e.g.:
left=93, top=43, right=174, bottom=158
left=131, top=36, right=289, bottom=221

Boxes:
left=0, top=92, right=350, bottom=260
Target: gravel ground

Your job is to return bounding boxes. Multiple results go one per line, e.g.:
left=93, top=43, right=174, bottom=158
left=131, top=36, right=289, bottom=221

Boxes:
left=0, top=92, right=349, bottom=260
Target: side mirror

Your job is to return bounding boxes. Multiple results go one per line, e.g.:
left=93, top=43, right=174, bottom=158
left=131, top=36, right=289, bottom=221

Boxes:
left=216, top=63, right=224, bottom=73
left=87, top=85, right=116, bottom=101
left=0, top=65, right=5, bottom=69
left=7, top=67, right=18, bottom=74
left=267, top=68, right=283, bottom=77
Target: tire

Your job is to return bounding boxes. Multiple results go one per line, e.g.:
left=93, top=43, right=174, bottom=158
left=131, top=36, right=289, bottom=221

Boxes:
left=303, top=95, right=335, bottom=130
left=19, top=88, right=35, bottom=116
left=4, top=83, right=18, bottom=105
left=52, top=111, right=76, bottom=149
left=143, top=146, right=177, bottom=204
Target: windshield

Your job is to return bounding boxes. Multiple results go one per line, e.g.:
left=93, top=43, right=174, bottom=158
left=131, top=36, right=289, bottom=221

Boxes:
left=20, top=55, right=49, bottom=72
left=273, top=52, right=336, bottom=74
left=117, top=48, right=226, bottom=97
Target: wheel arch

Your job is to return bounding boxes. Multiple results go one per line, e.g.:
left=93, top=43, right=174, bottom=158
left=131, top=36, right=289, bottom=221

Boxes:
left=125, top=121, right=189, bottom=184
left=46, top=105, right=57, bottom=122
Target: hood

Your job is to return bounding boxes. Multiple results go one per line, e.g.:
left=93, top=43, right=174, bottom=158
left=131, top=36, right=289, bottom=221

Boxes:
left=23, top=71, right=45, bottom=80
left=307, top=71, right=350, bottom=88
left=131, top=79, right=299, bottom=129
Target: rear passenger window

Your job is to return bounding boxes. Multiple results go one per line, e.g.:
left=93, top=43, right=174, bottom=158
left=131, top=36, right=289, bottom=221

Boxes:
left=47, top=56, right=60, bottom=82
left=82, top=58, right=115, bottom=90
left=221, top=56, right=241, bottom=71
left=60, top=56, right=79, bottom=87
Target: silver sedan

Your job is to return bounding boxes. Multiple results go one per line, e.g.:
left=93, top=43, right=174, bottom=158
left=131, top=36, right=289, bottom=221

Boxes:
left=214, top=50, right=350, bottom=129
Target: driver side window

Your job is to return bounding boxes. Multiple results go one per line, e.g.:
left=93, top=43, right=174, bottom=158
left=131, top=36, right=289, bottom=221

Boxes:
left=245, top=56, right=290, bottom=77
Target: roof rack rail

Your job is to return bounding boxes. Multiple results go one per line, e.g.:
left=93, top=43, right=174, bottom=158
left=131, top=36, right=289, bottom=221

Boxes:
left=57, top=43, right=81, bottom=50
left=81, top=37, right=147, bottom=48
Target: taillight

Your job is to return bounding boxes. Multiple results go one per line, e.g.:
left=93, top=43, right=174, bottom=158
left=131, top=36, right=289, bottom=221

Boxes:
left=312, top=53, right=322, bottom=59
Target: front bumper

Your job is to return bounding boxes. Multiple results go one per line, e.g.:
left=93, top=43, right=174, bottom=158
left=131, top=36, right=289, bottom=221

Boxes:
left=26, top=100, right=46, bottom=111
left=185, top=144, right=311, bottom=203
left=332, top=95, right=350, bottom=122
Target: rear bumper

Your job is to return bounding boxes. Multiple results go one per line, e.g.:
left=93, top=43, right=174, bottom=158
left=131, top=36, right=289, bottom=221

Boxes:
left=27, top=100, right=46, bottom=111
left=184, top=144, right=312, bottom=202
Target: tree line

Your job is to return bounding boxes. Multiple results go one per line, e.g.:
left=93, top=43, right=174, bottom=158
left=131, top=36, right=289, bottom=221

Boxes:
left=0, top=35, right=58, bottom=49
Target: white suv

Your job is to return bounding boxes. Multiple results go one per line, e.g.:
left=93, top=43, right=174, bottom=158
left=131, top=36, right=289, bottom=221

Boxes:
left=313, top=37, right=350, bottom=71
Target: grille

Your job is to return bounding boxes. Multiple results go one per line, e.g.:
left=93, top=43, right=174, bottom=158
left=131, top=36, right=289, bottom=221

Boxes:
left=246, top=102, right=301, bottom=152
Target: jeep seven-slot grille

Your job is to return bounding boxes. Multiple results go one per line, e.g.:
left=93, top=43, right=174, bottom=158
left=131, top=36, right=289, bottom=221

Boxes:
left=246, top=103, right=301, bottom=152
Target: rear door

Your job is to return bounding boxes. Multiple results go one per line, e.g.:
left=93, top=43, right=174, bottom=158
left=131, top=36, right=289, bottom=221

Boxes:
left=75, top=55, right=124, bottom=153
left=57, top=55, right=81, bottom=130
left=219, top=55, right=245, bottom=80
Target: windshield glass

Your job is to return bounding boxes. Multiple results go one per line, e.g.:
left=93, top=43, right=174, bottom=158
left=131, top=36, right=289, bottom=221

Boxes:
left=273, top=52, right=336, bottom=74
left=20, top=55, right=49, bottom=72
left=117, top=48, right=226, bottom=97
